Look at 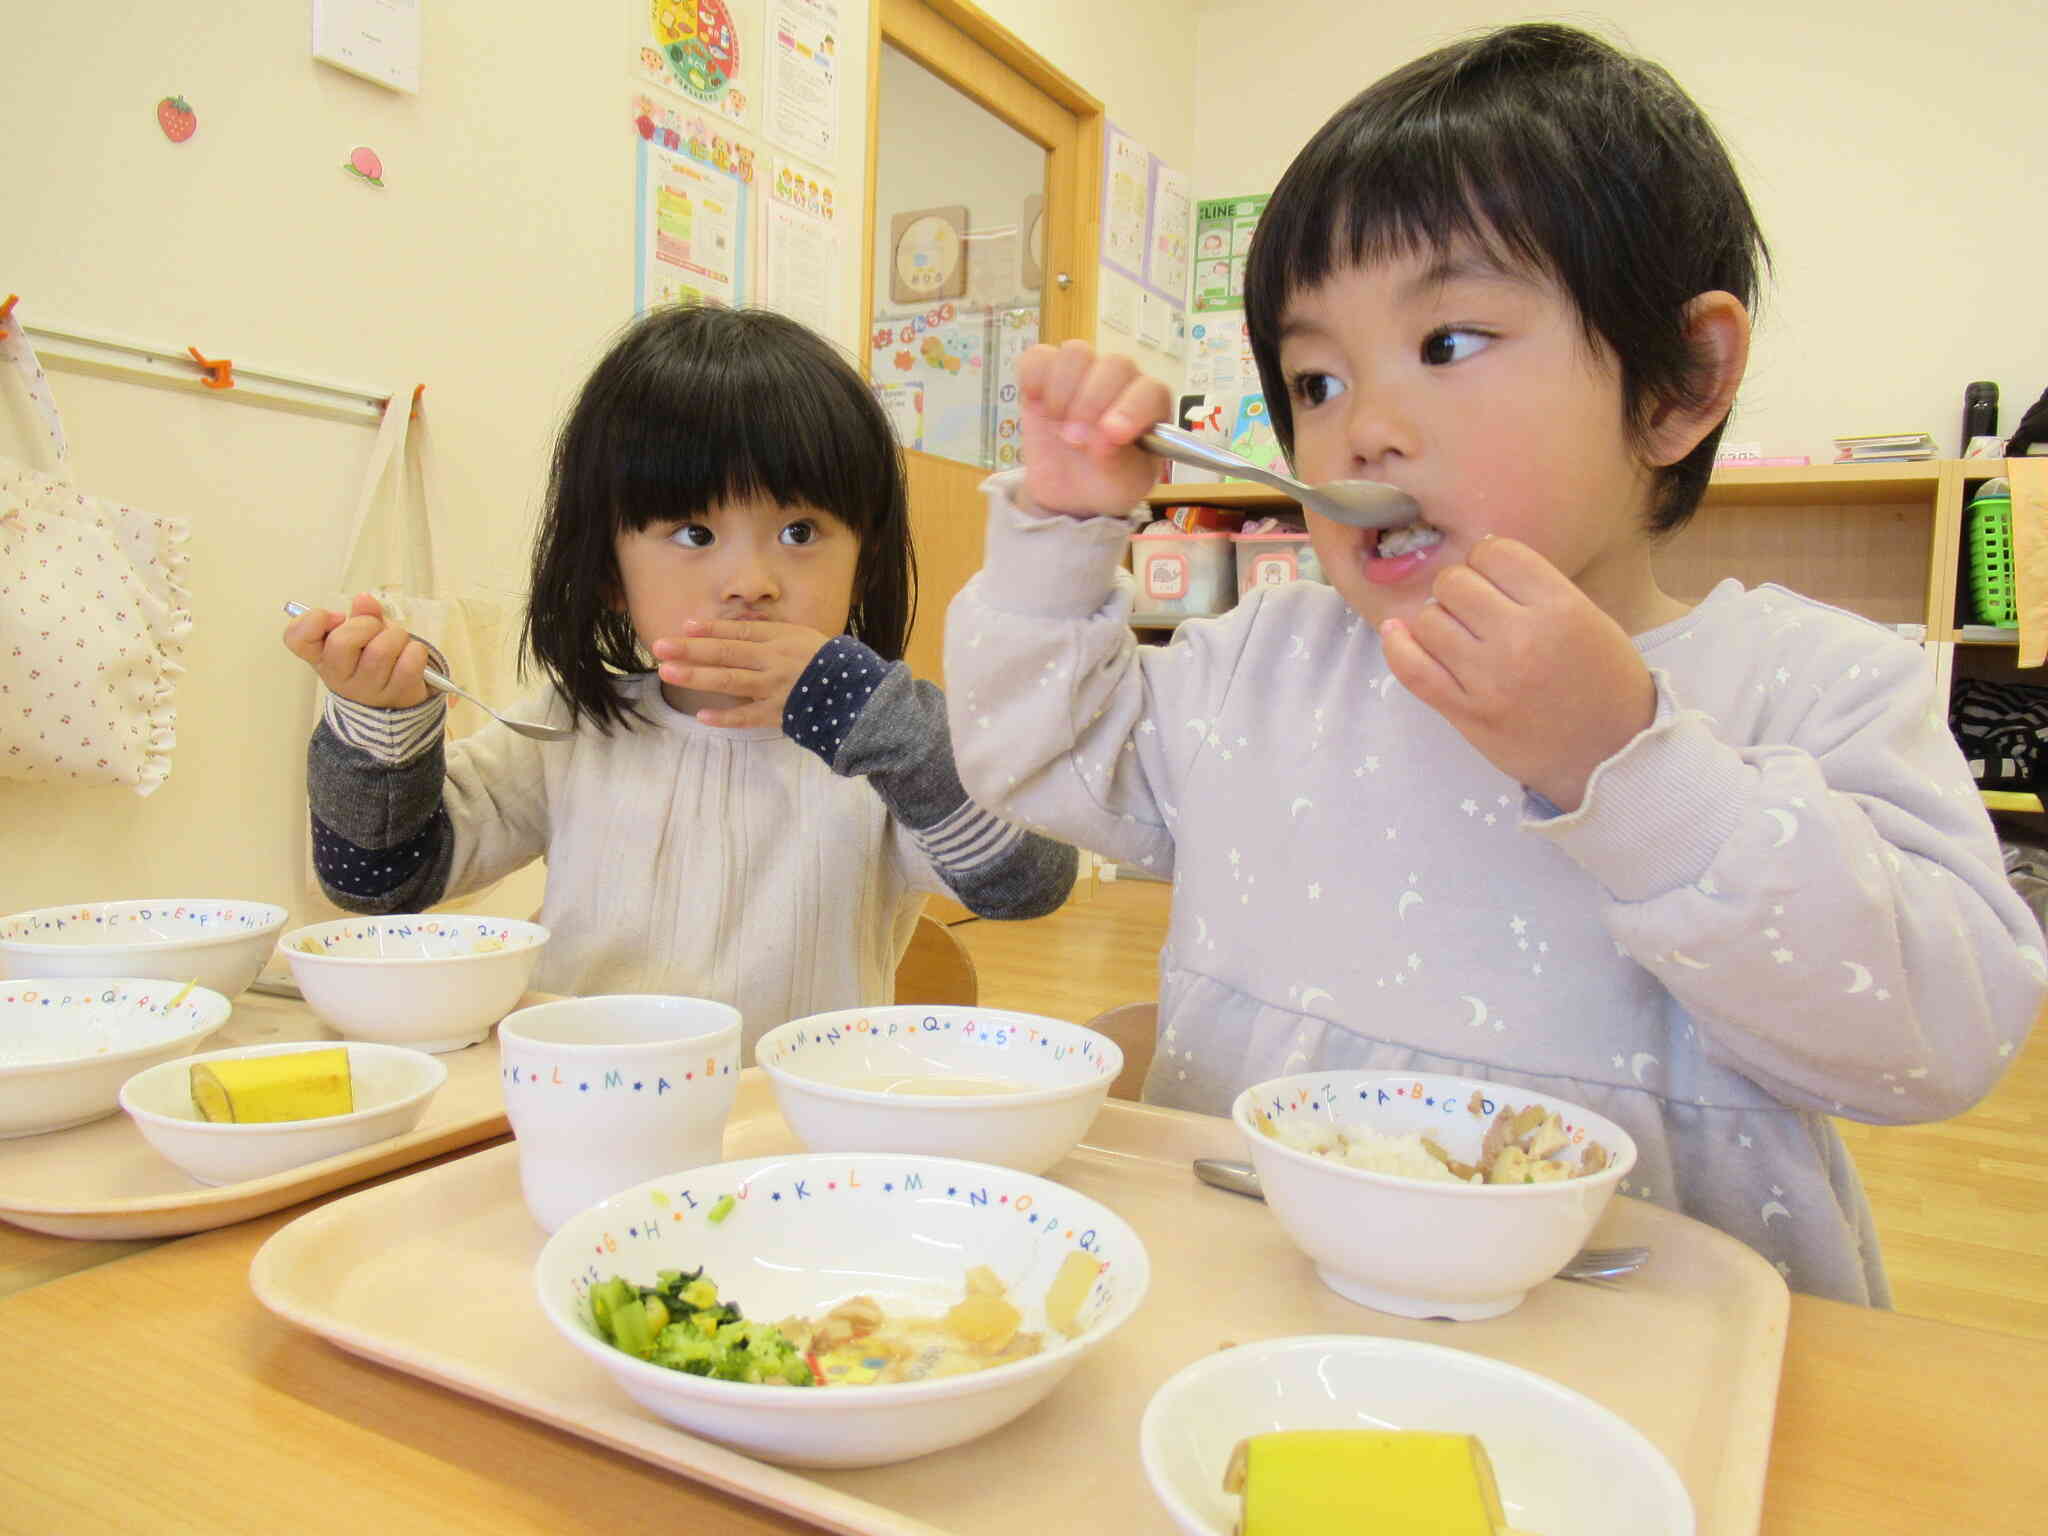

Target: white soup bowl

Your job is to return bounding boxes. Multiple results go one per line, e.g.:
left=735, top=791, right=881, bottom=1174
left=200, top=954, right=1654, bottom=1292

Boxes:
left=0, top=977, right=233, bottom=1138
left=0, top=899, right=288, bottom=998
left=1234, top=1070, right=1636, bottom=1320
left=755, top=1005, right=1120, bottom=1175
left=281, top=914, right=547, bottom=1052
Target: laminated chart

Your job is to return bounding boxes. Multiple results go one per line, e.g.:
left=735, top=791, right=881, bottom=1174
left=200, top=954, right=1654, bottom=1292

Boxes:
left=636, top=140, right=747, bottom=311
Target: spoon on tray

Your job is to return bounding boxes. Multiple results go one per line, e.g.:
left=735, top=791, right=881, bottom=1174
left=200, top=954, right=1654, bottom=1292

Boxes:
left=1138, top=422, right=1421, bottom=531
left=1191, top=1157, right=1650, bottom=1282
left=282, top=601, right=573, bottom=742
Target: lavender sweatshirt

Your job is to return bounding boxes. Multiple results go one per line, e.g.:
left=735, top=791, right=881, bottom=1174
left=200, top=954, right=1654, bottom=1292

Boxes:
left=944, top=475, right=2044, bottom=1304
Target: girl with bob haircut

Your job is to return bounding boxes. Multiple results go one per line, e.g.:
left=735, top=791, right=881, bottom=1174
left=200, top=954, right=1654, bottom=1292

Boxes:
left=288, top=304, right=1074, bottom=1050
left=943, top=23, right=2042, bottom=1305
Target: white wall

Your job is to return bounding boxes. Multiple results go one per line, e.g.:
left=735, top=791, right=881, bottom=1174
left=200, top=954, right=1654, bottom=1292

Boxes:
left=1190, top=0, right=2047, bottom=460
left=0, top=0, right=1195, bottom=922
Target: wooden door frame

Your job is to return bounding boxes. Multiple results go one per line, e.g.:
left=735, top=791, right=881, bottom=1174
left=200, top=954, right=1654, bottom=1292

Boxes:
left=860, top=0, right=1102, bottom=372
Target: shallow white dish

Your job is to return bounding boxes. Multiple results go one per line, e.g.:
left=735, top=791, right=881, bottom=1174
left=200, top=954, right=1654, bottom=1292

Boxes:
left=755, top=1006, right=1120, bottom=1175
left=0, top=899, right=289, bottom=998
left=1141, top=1333, right=1694, bottom=1536
left=0, top=978, right=233, bottom=1138
left=536, top=1151, right=1149, bottom=1468
left=281, top=915, right=548, bottom=1053
left=1235, top=1071, right=1636, bottom=1320
left=119, top=1040, right=448, bottom=1186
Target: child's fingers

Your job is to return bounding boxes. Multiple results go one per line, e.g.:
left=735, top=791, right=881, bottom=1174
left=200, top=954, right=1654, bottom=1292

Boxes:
left=1099, top=374, right=1175, bottom=447
left=1380, top=616, right=1467, bottom=710
left=1014, top=343, right=1063, bottom=402
left=656, top=660, right=773, bottom=699
left=652, top=634, right=770, bottom=672
left=283, top=607, right=345, bottom=664
left=348, top=592, right=388, bottom=621
left=1063, top=353, right=1141, bottom=438
left=346, top=619, right=416, bottom=690
left=1462, top=535, right=1561, bottom=606
left=694, top=699, right=782, bottom=730
left=1032, top=340, right=1102, bottom=425
left=1430, top=561, right=1516, bottom=642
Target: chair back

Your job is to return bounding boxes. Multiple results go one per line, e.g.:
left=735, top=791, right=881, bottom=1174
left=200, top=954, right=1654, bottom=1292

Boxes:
left=893, top=913, right=979, bottom=1007
left=1085, top=1001, right=1157, bottom=1100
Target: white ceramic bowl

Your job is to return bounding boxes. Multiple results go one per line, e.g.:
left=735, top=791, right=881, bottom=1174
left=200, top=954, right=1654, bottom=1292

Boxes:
left=281, top=915, right=548, bottom=1053
left=536, top=1151, right=1149, bottom=1467
left=118, top=1039, right=448, bottom=1185
left=0, top=899, right=289, bottom=998
left=1234, top=1071, right=1637, bottom=1320
left=1140, top=1334, right=1694, bottom=1536
left=0, top=978, right=233, bottom=1138
left=755, top=1005, right=1120, bottom=1175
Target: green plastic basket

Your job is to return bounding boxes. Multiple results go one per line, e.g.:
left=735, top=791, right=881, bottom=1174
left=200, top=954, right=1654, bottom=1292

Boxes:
left=1968, top=485, right=2016, bottom=628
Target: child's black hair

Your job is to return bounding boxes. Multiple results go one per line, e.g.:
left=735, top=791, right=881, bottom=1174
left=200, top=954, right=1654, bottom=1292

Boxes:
left=1244, top=22, right=1769, bottom=534
left=523, top=304, right=916, bottom=731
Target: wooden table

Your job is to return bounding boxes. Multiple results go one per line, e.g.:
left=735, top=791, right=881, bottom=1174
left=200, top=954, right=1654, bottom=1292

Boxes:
left=1, top=1191, right=2041, bottom=1534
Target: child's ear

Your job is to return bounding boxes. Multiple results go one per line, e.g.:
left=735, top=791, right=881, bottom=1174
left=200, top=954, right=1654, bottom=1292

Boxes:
left=1643, top=291, right=1751, bottom=466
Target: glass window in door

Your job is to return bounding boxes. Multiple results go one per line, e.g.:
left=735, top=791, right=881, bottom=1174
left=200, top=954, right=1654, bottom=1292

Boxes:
left=870, top=42, right=1047, bottom=473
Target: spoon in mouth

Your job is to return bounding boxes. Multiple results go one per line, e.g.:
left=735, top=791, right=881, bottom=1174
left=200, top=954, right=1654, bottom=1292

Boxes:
left=1138, top=422, right=1421, bottom=531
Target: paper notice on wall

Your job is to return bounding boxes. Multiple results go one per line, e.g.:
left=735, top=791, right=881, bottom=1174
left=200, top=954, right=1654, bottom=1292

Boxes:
left=989, top=306, right=1038, bottom=472
left=1101, top=124, right=1151, bottom=280
left=1145, top=164, right=1191, bottom=302
left=632, top=0, right=757, bottom=130
left=635, top=138, right=748, bottom=311
left=876, top=381, right=925, bottom=451
left=767, top=0, right=841, bottom=162
left=1193, top=194, right=1267, bottom=312
left=1137, top=289, right=1167, bottom=350
left=1184, top=314, right=1257, bottom=395
left=762, top=199, right=839, bottom=338
left=1099, top=267, right=1139, bottom=335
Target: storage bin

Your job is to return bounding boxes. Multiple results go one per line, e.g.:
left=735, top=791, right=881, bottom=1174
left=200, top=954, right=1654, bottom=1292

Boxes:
left=1233, top=530, right=1325, bottom=595
left=1129, top=531, right=1236, bottom=623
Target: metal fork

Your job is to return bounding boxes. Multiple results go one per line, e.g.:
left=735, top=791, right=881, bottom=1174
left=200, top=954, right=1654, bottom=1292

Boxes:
left=1191, top=1157, right=1651, bottom=1282
left=283, top=600, right=572, bottom=741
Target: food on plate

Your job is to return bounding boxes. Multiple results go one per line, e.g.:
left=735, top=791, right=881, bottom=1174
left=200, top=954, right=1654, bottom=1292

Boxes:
left=591, top=1269, right=816, bottom=1385
left=1257, top=1097, right=1607, bottom=1185
left=1223, top=1429, right=1539, bottom=1535
left=590, top=1255, right=1105, bottom=1387
left=190, top=1049, right=354, bottom=1123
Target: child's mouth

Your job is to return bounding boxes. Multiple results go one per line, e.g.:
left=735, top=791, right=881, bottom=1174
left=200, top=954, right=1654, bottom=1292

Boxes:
left=1373, top=520, right=1444, bottom=559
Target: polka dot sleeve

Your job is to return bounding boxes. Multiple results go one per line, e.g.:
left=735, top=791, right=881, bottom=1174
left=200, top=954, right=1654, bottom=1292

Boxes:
left=784, top=636, right=890, bottom=765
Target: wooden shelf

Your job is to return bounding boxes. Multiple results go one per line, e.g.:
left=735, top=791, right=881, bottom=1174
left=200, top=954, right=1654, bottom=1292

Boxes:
left=1144, top=460, right=2007, bottom=514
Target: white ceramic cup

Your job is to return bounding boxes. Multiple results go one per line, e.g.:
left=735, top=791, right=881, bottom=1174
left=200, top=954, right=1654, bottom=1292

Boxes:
left=498, top=995, right=742, bottom=1233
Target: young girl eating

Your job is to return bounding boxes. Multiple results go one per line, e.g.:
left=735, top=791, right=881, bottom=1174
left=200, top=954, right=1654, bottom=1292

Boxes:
left=286, top=304, right=1074, bottom=1051
left=942, top=23, right=2042, bottom=1304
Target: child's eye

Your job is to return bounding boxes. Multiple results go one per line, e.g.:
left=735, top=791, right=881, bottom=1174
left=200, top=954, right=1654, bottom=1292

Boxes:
left=1288, top=371, right=1347, bottom=408
left=1421, top=328, right=1491, bottom=366
left=780, top=520, right=818, bottom=547
left=669, top=523, right=714, bottom=549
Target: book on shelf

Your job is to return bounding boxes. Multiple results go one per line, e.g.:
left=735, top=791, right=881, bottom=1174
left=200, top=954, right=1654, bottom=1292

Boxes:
left=1831, top=431, right=1936, bottom=462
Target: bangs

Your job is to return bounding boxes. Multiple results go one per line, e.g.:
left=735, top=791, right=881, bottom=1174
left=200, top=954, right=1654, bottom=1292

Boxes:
left=1247, top=85, right=1608, bottom=373
left=598, top=312, right=901, bottom=538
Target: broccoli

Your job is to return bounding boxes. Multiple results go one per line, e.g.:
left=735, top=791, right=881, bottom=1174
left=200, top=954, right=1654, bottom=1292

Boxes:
left=588, top=1270, right=818, bottom=1387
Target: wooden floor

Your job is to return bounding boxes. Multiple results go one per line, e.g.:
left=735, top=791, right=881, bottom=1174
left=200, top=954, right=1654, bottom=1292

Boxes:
left=951, top=879, right=2048, bottom=1341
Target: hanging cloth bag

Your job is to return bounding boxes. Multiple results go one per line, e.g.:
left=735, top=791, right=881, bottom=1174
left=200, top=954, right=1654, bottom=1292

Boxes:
left=300, top=386, right=522, bottom=917
left=0, top=315, right=192, bottom=793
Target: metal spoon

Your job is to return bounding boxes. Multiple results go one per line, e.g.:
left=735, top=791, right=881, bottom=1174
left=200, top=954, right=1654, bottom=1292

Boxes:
left=1139, top=422, right=1421, bottom=530
left=1192, top=1157, right=1650, bottom=1282
left=282, top=601, right=573, bottom=742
